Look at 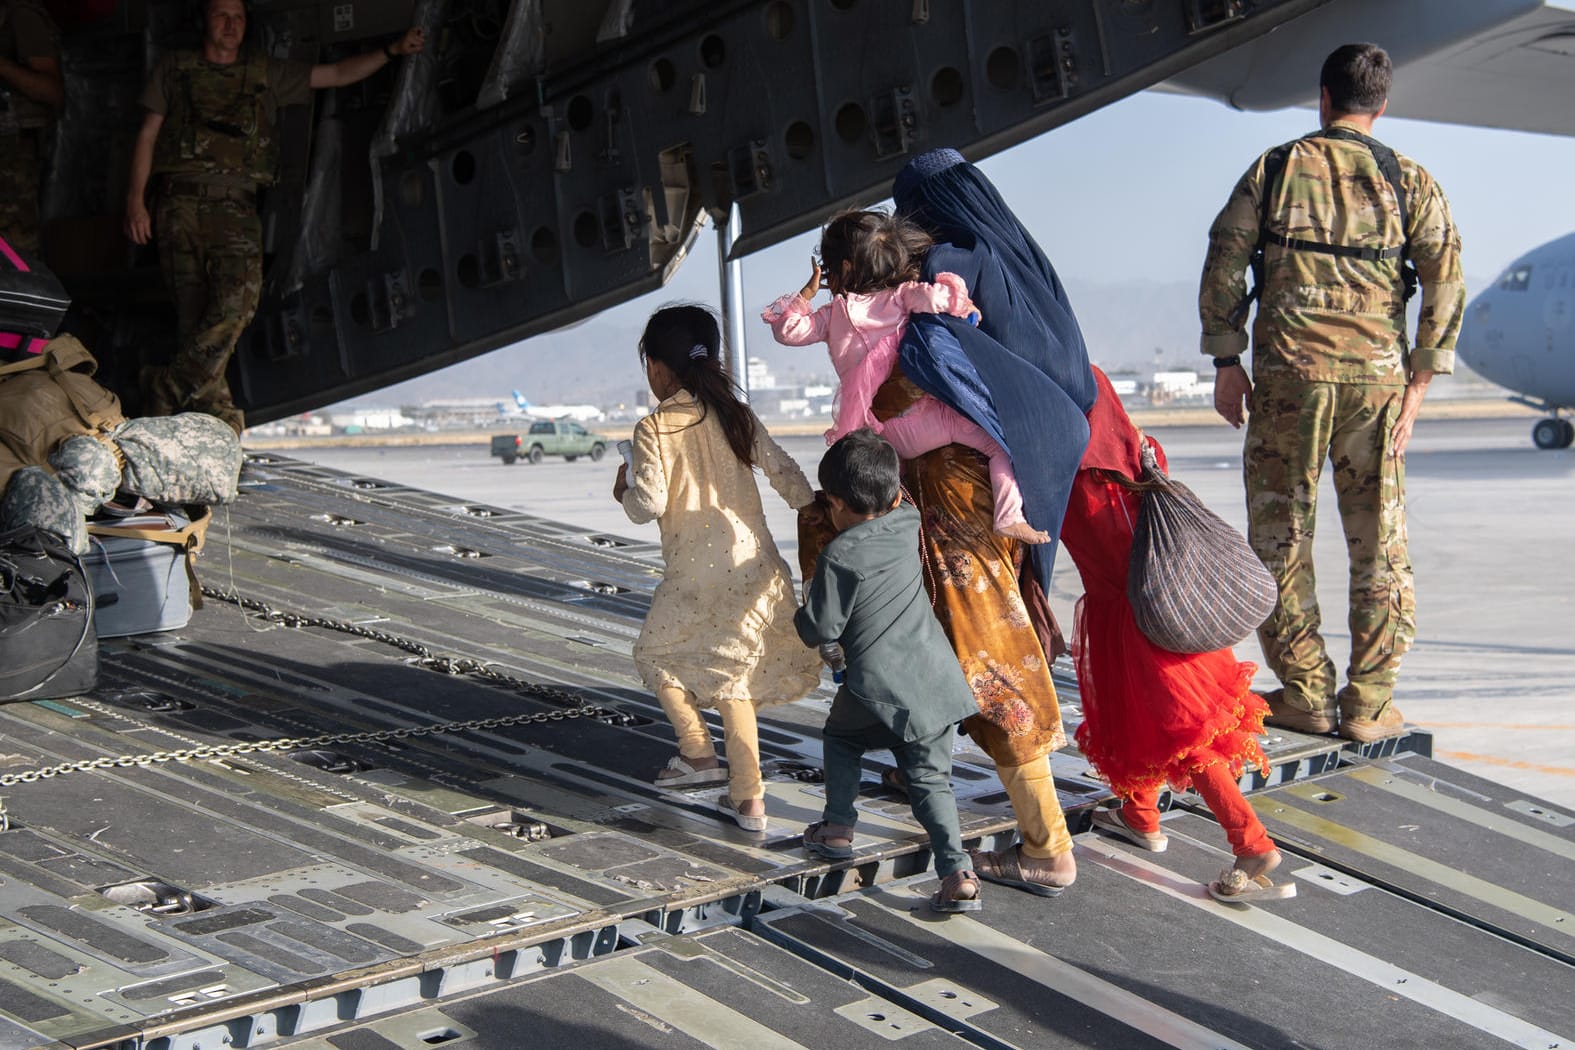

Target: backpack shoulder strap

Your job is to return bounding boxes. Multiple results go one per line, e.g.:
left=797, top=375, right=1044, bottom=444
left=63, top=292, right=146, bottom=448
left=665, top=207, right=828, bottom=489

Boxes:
left=1256, top=142, right=1295, bottom=246
left=1316, top=126, right=1417, bottom=300
left=0, top=353, right=48, bottom=380
left=1318, top=125, right=1408, bottom=235
left=1225, top=138, right=1298, bottom=329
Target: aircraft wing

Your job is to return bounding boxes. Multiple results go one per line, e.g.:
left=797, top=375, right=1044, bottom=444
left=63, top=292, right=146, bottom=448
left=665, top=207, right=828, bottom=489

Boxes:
left=1160, top=0, right=1575, bottom=136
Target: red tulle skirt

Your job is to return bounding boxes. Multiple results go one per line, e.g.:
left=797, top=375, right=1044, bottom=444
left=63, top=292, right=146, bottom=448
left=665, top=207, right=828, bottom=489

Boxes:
left=1063, top=465, right=1269, bottom=797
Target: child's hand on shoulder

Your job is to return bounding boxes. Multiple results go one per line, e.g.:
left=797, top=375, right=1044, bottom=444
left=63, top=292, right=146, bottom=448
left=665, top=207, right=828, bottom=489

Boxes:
left=798, top=492, right=830, bottom=531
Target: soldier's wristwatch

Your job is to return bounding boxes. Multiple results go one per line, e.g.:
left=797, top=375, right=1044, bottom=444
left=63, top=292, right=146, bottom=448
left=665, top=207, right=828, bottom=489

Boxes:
left=1212, top=355, right=1242, bottom=369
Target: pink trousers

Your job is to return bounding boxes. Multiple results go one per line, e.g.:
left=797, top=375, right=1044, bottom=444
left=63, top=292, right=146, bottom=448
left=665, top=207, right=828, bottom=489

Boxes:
left=880, top=396, right=1026, bottom=532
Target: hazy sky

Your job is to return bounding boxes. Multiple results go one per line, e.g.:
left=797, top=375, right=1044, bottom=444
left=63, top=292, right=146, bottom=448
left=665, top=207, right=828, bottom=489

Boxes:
left=353, top=85, right=1575, bottom=407
left=677, top=87, right=1573, bottom=304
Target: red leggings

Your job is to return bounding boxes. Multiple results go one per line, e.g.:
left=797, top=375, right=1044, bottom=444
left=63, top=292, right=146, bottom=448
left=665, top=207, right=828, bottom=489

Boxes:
left=1121, top=763, right=1275, bottom=857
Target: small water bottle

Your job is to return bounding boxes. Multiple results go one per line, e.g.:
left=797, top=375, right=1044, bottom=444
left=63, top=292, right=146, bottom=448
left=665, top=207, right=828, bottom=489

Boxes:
left=818, top=642, right=846, bottom=684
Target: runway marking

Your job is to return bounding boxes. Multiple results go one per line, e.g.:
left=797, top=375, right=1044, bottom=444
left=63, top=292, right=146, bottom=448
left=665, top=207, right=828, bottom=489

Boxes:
left=1252, top=796, right=1575, bottom=936
left=580, top=955, right=809, bottom=1049
left=1435, top=751, right=1575, bottom=779
left=1079, top=838, right=1574, bottom=1050
left=1346, top=764, right=1575, bottom=861
left=868, top=884, right=1254, bottom=1050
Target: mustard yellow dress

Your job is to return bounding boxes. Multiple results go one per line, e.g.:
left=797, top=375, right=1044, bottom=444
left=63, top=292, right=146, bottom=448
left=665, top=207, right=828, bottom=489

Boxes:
left=621, top=390, right=822, bottom=708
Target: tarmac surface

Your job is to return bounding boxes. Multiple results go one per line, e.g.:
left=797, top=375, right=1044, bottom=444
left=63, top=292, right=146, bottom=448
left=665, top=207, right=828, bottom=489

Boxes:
left=286, top=414, right=1575, bottom=809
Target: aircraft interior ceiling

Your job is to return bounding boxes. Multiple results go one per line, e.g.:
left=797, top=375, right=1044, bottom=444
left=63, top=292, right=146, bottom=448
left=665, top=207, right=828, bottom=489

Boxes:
left=49, top=0, right=1335, bottom=424
left=40, top=0, right=1573, bottom=425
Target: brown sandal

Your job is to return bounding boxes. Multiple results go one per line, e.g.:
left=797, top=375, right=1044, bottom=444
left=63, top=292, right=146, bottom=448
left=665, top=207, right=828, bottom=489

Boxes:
left=929, top=869, right=983, bottom=913
left=970, top=845, right=1071, bottom=898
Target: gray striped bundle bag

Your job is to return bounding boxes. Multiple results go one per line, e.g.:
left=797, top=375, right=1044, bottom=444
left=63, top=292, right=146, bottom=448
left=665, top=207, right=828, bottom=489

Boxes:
left=1126, top=443, right=1276, bottom=654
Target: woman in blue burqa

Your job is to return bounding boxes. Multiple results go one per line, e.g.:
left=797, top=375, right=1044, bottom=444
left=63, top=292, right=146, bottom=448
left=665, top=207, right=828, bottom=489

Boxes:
left=799, top=148, right=1097, bottom=895
left=885, top=148, right=1286, bottom=900
left=893, top=147, right=1099, bottom=893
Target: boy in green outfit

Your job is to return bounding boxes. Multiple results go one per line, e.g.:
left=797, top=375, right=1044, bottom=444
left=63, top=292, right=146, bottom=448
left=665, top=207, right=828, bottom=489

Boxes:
left=795, top=429, right=981, bottom=913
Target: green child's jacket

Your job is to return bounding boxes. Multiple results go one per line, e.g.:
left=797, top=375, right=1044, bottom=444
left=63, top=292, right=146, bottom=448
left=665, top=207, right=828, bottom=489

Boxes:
left=795, top=504, right=977, bottom=742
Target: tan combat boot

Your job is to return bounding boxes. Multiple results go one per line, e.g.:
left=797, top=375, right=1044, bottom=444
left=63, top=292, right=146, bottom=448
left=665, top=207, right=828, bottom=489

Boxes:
left=1259, top=689, right=1337, bottom=735
left=1338, top=704, right=1407, bottom=743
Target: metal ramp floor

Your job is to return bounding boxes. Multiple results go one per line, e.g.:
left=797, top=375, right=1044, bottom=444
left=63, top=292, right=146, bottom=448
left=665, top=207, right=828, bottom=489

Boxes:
left=0, top=454, right=1565, bottom=1049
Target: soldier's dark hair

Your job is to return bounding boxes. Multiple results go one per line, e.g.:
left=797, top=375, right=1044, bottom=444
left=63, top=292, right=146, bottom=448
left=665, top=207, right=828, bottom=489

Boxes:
left=819, top=210, right=932, bottom=296
left=818, top=429, right=900, bottom=516
left=1320, top=43, right=1391, bottom=115
left=639, top=303, right=757, bottom=468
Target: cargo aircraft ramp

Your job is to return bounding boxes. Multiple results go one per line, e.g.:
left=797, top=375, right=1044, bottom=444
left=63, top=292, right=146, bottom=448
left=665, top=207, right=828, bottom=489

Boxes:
left=0, top=456, right=1569, bottom=1050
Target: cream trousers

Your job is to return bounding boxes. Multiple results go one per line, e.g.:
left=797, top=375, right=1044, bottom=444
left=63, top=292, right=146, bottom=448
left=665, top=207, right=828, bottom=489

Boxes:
left=657, top=684, right=764, bottom=801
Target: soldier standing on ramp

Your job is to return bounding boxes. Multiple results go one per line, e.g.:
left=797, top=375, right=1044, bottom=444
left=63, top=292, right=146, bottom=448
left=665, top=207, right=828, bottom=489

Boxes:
left=1198, top=43, right=1465, bottom=743
left=0, top=0, right=64, bottom=255
left=123, top=0, right=425, bottom=433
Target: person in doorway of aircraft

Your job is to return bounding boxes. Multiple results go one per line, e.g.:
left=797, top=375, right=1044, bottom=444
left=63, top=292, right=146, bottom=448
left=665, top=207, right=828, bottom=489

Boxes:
left=1199, top=43, right=1465, bottom=742
left=762, top=209, right=1051, bottom=545
left=613, top=304, right=821, bottom=833
left=123, top=0, right=426, bottom=434
left=0, top=0, right=65, bottom=256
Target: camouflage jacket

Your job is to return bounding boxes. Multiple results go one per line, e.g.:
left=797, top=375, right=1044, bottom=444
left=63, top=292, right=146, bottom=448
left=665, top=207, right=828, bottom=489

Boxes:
left=143, top=49, right=312, bottom=187
left=1198, top=120, right=1465, bottom=384
left=0, top=0, right=61, bottom=132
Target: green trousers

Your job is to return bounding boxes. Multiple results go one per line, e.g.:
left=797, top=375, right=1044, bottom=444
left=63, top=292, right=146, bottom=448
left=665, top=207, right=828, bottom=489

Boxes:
left=821, top=694, right=968, bottom=878
left=144, top=192, right=262, bottom=434
left=1245, top=377, right=1414, bottom=719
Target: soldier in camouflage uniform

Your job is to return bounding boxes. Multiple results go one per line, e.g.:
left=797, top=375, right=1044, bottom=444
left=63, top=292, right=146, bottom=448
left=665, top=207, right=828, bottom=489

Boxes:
left=0, top=0, right=63, bottom=254
left=125, top=0, right=425, bottom=434
left=1198, top=44, right=1465, bottom=743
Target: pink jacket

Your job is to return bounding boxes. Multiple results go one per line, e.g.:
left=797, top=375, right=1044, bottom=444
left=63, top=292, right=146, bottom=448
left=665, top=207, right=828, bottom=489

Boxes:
left=761, top=273, right=973, bottom=443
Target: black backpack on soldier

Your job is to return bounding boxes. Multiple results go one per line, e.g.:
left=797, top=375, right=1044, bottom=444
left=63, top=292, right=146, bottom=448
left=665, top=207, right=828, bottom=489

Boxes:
left=1228, top=127, right=1419, bottom=329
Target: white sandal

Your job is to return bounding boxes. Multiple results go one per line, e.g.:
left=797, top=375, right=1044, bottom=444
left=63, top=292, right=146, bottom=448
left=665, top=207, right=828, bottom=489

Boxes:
left=717, top=794, right=768, bottom=833
left=653, top=755, right=727, bottom=788
left=1090, top=807, right=1169, bottom=852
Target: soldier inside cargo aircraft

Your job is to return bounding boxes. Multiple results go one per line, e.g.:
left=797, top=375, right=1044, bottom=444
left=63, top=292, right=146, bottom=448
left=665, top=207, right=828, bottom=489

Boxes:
left=0, top=0, right=65, bottom=255
left=1199, top=43, right=1465, bottom=743
left=124, top=0, right=426, bottom=434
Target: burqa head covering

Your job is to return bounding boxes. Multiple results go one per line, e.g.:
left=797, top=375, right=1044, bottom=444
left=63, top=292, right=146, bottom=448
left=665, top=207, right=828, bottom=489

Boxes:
left=892, top=147, right=1098, bottom=592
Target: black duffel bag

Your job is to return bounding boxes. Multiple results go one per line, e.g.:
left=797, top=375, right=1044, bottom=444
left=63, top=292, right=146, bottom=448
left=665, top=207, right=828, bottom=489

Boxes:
left=1127, top=443, right=1277, bottom=654
left=1, top=525, right=98, bottom=702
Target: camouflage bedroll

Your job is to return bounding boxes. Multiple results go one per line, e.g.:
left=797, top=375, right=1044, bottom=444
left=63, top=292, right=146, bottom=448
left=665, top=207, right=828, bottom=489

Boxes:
left=0, top=466, right=84, bottom=553
left=111, top=413, right=242, bottom=504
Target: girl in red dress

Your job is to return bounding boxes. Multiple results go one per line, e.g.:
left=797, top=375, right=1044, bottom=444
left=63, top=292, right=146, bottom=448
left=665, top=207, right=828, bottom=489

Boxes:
left=1065, top=368, right=1294, bottom=902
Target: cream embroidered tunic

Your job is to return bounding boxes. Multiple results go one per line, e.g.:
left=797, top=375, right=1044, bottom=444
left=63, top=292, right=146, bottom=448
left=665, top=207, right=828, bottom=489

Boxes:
left=621, top=390, right=822, bottom=708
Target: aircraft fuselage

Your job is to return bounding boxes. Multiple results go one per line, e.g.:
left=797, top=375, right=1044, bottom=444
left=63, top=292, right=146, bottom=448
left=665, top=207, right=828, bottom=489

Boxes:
left=1457, top=231, right=1575, bottom=448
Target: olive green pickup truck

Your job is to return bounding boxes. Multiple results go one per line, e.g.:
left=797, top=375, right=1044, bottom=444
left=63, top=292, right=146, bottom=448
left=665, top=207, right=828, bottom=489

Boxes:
left=491, top=420, right=610, bottom=464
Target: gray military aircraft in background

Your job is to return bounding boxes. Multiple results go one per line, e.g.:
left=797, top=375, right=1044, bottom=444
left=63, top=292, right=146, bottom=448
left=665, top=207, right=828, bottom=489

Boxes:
left=1456, top=231, right=1575, bottom=449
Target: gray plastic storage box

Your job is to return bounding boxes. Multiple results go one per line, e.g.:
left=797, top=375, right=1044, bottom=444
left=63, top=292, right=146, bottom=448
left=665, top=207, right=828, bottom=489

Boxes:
left=82, top=528, right=191, bottom=638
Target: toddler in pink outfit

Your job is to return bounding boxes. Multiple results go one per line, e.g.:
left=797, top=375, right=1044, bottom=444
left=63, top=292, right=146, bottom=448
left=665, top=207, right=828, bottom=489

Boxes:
left=762, top=210, right=1048, bottom=544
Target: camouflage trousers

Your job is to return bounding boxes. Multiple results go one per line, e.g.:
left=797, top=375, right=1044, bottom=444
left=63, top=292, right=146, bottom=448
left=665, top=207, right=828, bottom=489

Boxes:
left=0, top=132, right=41, bottom=254
left=144, top=192, right=262, bottom=435
left=1245, top=377, right=1413, bottom=720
